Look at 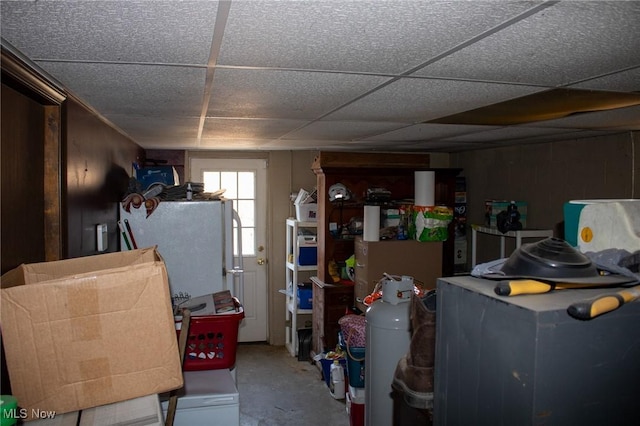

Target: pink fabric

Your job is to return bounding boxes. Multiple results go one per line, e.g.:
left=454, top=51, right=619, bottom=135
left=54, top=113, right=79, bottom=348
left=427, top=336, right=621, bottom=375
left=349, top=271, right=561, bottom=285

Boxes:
left=339, top=314, right=366, bottom=348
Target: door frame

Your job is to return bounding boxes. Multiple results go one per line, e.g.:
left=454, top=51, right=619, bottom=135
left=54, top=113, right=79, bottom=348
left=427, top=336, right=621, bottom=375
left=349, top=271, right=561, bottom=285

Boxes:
left=1, top=44, right=66, bottom=264
left=186, top=151, right=270, bottom=342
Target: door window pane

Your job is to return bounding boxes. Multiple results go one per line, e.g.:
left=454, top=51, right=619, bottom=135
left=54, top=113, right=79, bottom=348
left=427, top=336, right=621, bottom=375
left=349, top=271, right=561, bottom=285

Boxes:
left=202, top=169, right=256, bottom=257
left=236, top=200, right=255, bottom=227
left=221, top=172, right=237, bottom=198
left=203, top=172, right=220, bottom=192
left=238, top=172, right=254, bottom=199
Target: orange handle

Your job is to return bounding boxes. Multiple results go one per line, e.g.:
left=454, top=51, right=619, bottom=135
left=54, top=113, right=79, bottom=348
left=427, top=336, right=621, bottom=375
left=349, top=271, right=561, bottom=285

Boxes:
left=494, top=280, right=554, bottom=296
left=568, top=285, right=640, bottom=320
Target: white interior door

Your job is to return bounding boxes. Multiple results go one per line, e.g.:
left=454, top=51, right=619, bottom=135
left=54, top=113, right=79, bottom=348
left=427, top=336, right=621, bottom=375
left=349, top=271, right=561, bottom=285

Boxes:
left=190, top=158, right=268, bottom=342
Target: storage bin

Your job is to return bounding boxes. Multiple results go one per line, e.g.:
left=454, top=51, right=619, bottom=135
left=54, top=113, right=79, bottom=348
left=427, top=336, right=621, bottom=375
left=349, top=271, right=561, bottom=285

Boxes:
left=298, top=236, right=318, bottom=266
left=176, top=308, right=245, bottom=371
left=297, top=287, right=313, bottom=309
left=295, top=203, right=318, bottom=222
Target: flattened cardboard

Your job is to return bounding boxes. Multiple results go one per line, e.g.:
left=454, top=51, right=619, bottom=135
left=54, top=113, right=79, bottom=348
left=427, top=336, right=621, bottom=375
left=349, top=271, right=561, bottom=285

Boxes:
left=0, top=247, right=183, bottom=419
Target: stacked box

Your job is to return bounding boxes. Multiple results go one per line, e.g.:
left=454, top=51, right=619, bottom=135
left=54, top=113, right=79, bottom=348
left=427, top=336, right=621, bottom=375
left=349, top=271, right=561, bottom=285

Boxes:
left=454, top=177, right=468, bottom=272
left=484, top=200, right=528, bottom=229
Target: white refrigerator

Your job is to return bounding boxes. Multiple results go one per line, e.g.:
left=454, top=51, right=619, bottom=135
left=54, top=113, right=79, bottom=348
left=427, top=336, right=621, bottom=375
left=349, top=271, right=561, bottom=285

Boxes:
left=119, top=199, right=242, bottom=426
left=119, top=199, right=243, bottom=303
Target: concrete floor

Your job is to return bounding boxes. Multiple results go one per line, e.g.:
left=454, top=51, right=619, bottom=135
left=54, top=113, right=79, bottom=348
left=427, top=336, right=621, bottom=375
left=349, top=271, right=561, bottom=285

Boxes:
left=236, top=343, right=350, bottom=426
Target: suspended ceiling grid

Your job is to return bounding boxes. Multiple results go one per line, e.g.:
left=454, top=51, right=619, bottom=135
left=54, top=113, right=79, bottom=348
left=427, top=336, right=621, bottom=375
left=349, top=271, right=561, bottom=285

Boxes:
left=1, top=0, right=639, bottom=152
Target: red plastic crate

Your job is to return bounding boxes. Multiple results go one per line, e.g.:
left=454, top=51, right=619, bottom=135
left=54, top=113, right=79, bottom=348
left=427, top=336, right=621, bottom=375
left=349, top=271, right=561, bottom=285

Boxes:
left=176, top=308, right=244, bottom=371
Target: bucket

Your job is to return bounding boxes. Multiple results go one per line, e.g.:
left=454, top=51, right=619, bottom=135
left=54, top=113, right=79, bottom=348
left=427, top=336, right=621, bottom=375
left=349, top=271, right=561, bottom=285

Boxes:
left=564, top=199, right=638, bottom=247
left=576, top=200, right=640, bottom=253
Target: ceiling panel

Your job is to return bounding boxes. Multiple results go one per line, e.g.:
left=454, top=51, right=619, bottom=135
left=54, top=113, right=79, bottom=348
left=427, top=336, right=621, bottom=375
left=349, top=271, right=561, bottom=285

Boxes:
left=362, top=123, right=503, bottom=141
left=108, top=115, right=201, bottom=146
left=437, top=126, right=578, bottom=143
left=1, top=0, right=638, bottom=153
left=219, top=0, right=540, bottom=74
left=568, top=67, right=640, bottom=93
left=207, top=68, right=391, bottom=119
left=413, top=1, right=640, bottom=86
left=282, top=121, right=408, bottom=141
left=326, top=78, right=545, bottom=122
left=0, top=1, right=218, bottom=64
left=202, top=117, right=305, bottom=139
left=38, top=62, right=207, bottom=117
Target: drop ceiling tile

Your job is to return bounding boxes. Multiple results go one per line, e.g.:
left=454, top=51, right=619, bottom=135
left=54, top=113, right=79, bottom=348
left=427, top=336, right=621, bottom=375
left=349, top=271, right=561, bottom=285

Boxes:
left=362, top=123, right=502, bottom=141
left=198, top=138, right=274, bottom=150
left=525, top=105, right=640, bottom=130
left=569, top=68, right=640, bottom=93
left=207, top=69, right=390, bottom=119
left=282, top=121, right=407, bottom=141
left=341, top=140, right=432, bottom=151
left=37, top=62, right=206, bottom=116
left=106, top=115, right=200, bottom=144
left=414, top=1, right=640, bottom=86
left=439, top=126, right=577, bottom=143
left=219, top=0, right=539, bottom=74
left=486, top=130, right=624, bottom=146
left=258, top=139, right=347, bottom=151
left=0, top=1, right=217, bottom=64
left=327, top=78, right=544, bottom=122
left=344, top=139, right=485, bottom=152
left=413, top=141, right=491, bottom=151
left=202, top=118, right=306, bottom=139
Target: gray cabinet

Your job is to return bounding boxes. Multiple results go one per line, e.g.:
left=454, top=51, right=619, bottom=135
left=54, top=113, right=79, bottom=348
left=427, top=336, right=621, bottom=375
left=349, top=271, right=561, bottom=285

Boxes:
left=434, top=276, right=640, bottom=426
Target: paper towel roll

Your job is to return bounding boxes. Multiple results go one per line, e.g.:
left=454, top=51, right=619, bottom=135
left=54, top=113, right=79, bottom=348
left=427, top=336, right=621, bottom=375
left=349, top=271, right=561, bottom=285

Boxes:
left=415, top=171, right=435, bottom=206
left=363, top=205, right=380, bottom=241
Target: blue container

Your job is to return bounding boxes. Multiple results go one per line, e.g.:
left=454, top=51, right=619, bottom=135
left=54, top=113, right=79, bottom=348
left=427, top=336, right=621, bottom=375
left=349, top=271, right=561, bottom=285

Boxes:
left=298, top=246, right=317, bottom=266
left=319, top=357, right=346, bottom=388
left=136, top=166, right=178, bottom=188
left=297, top=287, right=313, bottom=309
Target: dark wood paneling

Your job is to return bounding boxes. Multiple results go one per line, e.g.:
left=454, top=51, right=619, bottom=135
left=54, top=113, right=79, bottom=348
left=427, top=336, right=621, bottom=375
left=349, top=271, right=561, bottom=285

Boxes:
left=1, top=83, right=46, bottom=273
left=64, top=98, right=144, bottom=258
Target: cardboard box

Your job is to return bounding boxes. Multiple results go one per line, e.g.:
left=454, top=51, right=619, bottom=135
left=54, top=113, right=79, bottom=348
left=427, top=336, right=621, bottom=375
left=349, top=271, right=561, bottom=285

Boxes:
left=0, top=248, right=183, bottom=419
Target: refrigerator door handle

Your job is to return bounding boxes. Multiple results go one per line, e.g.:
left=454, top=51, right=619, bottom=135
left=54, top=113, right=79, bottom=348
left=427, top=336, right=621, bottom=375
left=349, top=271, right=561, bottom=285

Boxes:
left=232, top=209, right=245, bottom=304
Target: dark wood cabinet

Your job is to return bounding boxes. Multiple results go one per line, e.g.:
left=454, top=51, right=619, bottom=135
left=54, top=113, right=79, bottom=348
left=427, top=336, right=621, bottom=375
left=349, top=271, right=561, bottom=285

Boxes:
left=310, top=277, right=354, bottom=355
left=309, top=151, right=461, bottom=355
left=312, top=151, right=460, bottom=282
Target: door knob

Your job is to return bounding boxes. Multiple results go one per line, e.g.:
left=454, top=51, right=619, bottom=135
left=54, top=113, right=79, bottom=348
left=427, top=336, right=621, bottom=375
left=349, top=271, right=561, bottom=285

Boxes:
left=257, top=258, right=266, bottom=265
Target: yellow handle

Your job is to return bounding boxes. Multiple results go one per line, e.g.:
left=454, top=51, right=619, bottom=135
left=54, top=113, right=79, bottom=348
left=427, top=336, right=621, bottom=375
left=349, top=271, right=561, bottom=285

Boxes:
left=495, top=280, right=554, bottom=296
left=495, top=280, right=605, bottom=296
left=568, top=285, right=640, bottom=320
